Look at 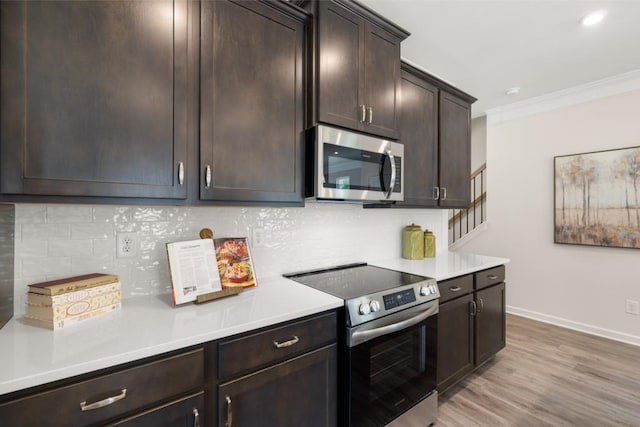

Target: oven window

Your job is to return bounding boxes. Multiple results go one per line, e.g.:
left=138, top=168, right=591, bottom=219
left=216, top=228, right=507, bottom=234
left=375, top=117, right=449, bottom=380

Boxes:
left=348, top=316, right=437, bottom=427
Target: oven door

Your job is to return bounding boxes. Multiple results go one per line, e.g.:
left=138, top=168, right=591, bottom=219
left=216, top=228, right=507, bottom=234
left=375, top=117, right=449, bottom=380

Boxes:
left=346, top=301, right=438, bottom=427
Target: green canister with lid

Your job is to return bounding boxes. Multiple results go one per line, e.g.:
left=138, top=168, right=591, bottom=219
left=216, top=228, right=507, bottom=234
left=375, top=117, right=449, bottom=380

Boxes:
left=402, top=224, right=424, bottom=259
left=424, top=229, right=436, bottom=258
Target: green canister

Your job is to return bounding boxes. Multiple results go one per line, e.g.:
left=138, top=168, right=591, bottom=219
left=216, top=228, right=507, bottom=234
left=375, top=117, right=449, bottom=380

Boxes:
left=402, top=224, right=424, bottom=259
left=424, top=229, right=436, bottom=258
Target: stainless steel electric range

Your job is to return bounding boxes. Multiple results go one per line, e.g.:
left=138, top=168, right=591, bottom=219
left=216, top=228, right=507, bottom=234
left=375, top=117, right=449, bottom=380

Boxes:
left=285, top=263, right=439, bottom=427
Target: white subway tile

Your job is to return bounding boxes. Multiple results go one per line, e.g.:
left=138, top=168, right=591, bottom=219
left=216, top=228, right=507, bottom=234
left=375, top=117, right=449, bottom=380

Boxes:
left=22, top=257, right=71, bottom=277
left=72, top=223, right=114, bottom=239
left=15, top=205, right=46, bottom=224
left=15, top=239, right=48, bottom=257
left=93, top=206, right=132, bottom=223
left=48, top=239, right=93, bottom=257
left=47, top=206, right=92, bottom=223
left=22, top=223, right=71, bottom=240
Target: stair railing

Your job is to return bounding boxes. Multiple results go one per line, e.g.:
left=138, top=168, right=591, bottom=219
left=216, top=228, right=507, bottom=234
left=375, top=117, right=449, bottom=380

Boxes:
left=449, top=163, right=486, bottom=245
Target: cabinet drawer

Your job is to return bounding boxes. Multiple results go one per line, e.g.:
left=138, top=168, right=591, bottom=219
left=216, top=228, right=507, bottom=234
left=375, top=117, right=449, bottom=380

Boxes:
left=438, top=274, right=473, bottom=303
left=475, top=265, right=505, bottom=290
left=0, top=348, right=204, bottom=427
left=219, top=311, right=337, bottom=379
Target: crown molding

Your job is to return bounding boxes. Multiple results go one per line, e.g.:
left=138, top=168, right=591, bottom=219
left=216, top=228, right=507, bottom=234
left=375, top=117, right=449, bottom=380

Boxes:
left=487, top=69, right=640, bottom=125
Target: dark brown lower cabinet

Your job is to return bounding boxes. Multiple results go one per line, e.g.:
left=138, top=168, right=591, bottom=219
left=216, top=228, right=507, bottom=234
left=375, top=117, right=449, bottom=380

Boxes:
left=110, top=392, right=204, bottom=427
left=218, top=344, right=337, bottom=427
left=436, top=267, right=506, bottom=393
left=475, top=282, right=506, bottom=366
left=437, top=293, right=474, bottom=392
left=0, top=349, right=205, bottom=427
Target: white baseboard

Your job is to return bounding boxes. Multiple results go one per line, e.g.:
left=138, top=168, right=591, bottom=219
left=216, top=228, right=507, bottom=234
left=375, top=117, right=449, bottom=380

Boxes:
left=506, top=306, right=640, bottom=347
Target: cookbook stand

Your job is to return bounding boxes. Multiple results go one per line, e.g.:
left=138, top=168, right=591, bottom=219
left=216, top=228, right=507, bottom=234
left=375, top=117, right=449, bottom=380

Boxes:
left=194, top=228, right=244, bottom=305
left=194, top=287, right=243, bottom=304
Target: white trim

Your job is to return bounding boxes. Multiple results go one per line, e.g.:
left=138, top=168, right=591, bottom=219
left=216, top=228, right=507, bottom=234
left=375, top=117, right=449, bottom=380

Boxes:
left=507, top=306, right=640, bottom=347
left=487, top=69, right=640, bottom=125
left=448, top=221, right=488, bottom=251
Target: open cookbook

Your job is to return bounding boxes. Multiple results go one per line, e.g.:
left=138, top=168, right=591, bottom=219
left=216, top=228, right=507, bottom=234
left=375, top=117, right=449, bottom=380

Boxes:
left=167, top=236, right=257, bottom=305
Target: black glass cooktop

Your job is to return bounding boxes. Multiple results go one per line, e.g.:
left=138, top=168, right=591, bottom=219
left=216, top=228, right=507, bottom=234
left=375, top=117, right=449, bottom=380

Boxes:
left=284, top=263, right=430, bottom=301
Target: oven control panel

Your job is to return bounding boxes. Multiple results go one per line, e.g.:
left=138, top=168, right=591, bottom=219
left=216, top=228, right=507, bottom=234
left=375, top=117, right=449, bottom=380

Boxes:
left=347, top=279, right=439, bottom=326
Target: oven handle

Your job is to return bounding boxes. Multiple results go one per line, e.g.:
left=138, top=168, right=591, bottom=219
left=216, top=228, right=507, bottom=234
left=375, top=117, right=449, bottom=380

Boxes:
left=349, top=302, right=438, bottom=347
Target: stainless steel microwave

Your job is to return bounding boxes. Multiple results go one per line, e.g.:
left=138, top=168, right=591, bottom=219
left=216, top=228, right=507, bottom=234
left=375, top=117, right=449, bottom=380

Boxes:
left=306, top=125, right=404, bottom=202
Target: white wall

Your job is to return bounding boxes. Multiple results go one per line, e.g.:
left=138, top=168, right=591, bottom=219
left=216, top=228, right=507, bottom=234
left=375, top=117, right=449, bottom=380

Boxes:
left=462, top=89, right=640, bottom=345
left=470, top=116, right=487, bottom=172
left=12, top=203, right=448, bottom=315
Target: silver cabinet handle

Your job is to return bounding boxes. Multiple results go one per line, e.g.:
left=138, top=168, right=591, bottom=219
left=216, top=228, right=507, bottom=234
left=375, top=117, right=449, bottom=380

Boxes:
left=225, top=395, right=233, bottom=427
left=367, top=106, right=373, bottom=124
left=487, top=274, right=498, bottom=280
left=204, top=165, right=212, bottom=189
left=193, top=408, right=200, bottom=427
left=478, top=298, right=484, bottom=314
left=385, top=149, right=396, bottom=200
left=449, top=286, right=462, bottom=292
left=274, top=336, right=299, bottom=348
left=80, top=389, right=127, bottom=411
left=178, top=162, right=185, bottom=186
left=441, top=187, right=447, bottom=200
left=433, top=187, right=440, bottom=200
left=360, top=105, right=367, bottom=122
left=470, top=301, right=477, bottom=316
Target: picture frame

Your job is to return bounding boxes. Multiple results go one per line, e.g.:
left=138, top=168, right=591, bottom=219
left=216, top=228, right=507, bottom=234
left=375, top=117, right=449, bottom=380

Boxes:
left=554, top=146, right=640, bottom=249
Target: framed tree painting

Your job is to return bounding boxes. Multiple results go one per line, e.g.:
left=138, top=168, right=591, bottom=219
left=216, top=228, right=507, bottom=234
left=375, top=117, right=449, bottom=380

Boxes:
left=554, top=146, right=640, bottom=248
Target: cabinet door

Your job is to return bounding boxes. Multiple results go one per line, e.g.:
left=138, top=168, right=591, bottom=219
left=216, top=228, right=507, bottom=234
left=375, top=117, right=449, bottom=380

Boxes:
left=316, top=1, right=364, bottom=132
left=218, top=345, right=337, bottom=427
left=397, top=69, right=438, bottom=207
left=436, top=294, right=474, bottom=393
left=0, top=0, right=188, bottom=199
left=438, top=91, right=472, bottom=208
left=475, top=282, right=506, bottom=366
left=363, top=24, right=401, bottom=139
left=200, top=0, right=305, bottom=204
left=109, top=392, right=204, bottom=427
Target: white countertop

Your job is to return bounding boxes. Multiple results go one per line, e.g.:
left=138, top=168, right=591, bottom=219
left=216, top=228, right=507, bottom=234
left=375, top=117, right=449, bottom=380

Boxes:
left=0, top=276, right=342, bottom=396
left=373, top=251, right=510, bottom=281
left=0, top=251, right=509, bottom=397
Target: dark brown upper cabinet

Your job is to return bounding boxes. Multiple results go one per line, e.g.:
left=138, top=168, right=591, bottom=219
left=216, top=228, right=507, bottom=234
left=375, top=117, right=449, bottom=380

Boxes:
left=199, top=0, right=307, bottom=205
left=302, top=0, right=409, bottom=139
left=395, top=62, right=476, bottom=209
left=0, top=0, right=189, bottom=200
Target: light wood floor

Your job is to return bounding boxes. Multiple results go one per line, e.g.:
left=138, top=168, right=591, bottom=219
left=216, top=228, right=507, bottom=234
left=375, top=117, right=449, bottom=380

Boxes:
left=436, top=314, right=640, bottom=427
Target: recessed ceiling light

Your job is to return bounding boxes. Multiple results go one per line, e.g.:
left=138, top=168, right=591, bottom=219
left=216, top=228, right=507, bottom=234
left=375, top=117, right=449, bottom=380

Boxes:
left=580, top=10, right=607, bottom=27
left=506, top=87, right=520, bottom=96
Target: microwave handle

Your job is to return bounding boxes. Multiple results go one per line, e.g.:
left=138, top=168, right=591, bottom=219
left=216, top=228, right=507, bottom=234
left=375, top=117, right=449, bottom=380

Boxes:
left=385, top=149, right=396, bottom=199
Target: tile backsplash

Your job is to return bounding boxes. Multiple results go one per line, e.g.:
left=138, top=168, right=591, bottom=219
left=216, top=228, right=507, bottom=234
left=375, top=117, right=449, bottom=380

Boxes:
left=13, top=202, right=447, bottom=314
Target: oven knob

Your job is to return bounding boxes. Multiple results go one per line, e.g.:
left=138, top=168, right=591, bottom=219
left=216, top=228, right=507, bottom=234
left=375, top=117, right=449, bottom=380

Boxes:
left=420, top=286, right=431, bottom=296
left=369, top=300, right=381, bottom=313
left=358, top=302, right=371, bottom=315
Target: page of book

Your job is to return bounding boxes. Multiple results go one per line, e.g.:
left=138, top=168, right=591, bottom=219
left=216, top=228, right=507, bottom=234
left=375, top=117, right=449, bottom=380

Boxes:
left=167, top=239, right=222, bottom=304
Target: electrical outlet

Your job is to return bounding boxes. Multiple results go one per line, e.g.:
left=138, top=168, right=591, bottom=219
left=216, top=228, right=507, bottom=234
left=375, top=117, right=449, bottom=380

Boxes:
left=252, top=228, right=266, bottom=248
left=117, top=232, right=138, bottom=258
left=625, top=299, right=639, bottom=315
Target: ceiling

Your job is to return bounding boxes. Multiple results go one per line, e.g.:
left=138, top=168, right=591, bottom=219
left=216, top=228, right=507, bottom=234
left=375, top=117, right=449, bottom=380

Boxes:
left=358, top=0, right=640, bottom=118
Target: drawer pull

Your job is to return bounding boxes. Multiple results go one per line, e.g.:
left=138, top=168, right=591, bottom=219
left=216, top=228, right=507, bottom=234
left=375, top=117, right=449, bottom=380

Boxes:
left=193, top=408, right=200, bottom=427
left=273, top=335, right=300, bottom=349
left=225, top=395, right=233, bottom=427
left=80, top=388, right=127, bottom=411
left=449, top=286, right=462, bottom=292
left=487, top=274, right=498, bottom=280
